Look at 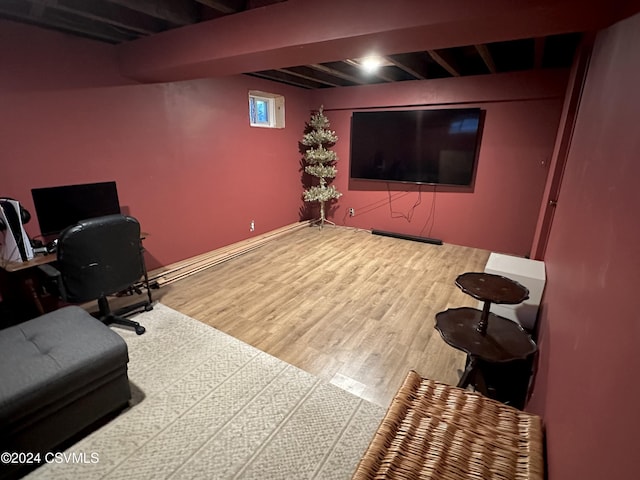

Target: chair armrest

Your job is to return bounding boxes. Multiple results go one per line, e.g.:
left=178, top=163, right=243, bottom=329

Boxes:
left=37, top=264, right=67, bottom=301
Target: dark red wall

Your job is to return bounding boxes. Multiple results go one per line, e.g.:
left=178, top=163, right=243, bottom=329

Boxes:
left=1, top=19, right=569, bottom=267
left=1, top=21, right=311, bottom=269
left=527, top=12, right=640, bottom=479
left=4, top=9, right=640, bottom=477
left=311, top=70, right=567, bottom=256
left=0, top=20, right=133, bottom=91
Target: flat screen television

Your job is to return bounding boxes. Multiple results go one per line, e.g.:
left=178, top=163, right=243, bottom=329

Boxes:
left=31, top=181, right=121, bottom=237
left=349, top=108, right=483, bottom=186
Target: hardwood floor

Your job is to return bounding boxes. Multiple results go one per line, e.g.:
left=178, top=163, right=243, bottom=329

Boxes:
left=156, top=226, right=490, bottom=407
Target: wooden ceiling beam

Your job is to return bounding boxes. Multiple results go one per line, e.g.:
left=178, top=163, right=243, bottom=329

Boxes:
left=308, top=64, right=367, bottom=85
left=384, top=54, right=426, bottom=80
left=105, top=0, right=197, bottom=26
left=247, top=72, right=314, bottom=89
left=474, top=44, right=496, bottom=73
left=426, top=49, right=461, bottom=77
left=119, top=0, right=610, bottom=83
left=28, top=1, right=46, bottom=18
left=0, top=0, right=131, bottom=43
left=28, top=0, right=165, bottom=35
left=373, top=69, right=396, bottom=82
left=276, top=69, right=342, bottom=87
left=195, top=0, right=245, bottom=14
left=343, top=59, right=396, bottom=83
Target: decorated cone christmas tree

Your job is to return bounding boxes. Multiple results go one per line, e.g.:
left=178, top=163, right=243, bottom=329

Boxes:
left=302, top=106, right=342, bottom=228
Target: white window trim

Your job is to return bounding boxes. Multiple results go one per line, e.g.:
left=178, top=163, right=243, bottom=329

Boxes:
left=249, top=90, right=285, bottom=129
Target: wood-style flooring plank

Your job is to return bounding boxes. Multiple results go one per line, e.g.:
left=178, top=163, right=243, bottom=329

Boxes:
left=157, top=226, right=490, bottom=407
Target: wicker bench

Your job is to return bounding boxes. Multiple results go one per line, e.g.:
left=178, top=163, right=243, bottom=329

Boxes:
left=353, top=370, right=544, bottom=480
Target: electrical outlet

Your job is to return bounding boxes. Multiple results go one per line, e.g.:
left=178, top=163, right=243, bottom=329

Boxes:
left=349, top=208, right=355, bottom=217
left=250, top=220, right=255, bottom=232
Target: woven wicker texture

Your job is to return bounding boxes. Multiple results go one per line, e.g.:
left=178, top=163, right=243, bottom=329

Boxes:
left=352, top=371, right=544, bottom=480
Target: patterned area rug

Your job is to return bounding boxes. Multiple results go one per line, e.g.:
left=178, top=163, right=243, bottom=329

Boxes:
left=27, top=304, right=385, bottom=479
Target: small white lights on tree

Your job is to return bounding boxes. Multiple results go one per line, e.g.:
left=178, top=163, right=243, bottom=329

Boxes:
left=302, top=106, right=342, bottom=228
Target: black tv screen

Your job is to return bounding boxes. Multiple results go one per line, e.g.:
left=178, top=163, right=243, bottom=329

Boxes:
left=31, top=181, right=121, bottom=236
left=349, top=108, right=483, bottom=186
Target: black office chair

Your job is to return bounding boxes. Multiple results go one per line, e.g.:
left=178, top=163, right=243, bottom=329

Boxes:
left=40, top=214, right=152, bottom=335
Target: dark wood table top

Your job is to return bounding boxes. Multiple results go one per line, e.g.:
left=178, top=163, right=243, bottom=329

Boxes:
left=1, top=232, right=149, bottom=273
left=1, top=253, right=56, bottom=272
left=455, top=272, right=529, bottom=305
left=435, top=307, right=537, bottom=363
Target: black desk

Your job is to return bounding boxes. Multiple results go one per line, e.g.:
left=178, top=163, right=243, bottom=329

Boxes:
left=0, top=254, right=58, bottom=323
left=1, top=251, right=56, bottom=271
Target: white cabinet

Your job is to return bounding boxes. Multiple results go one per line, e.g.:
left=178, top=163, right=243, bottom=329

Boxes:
left=481, top=253, right=546, bottom=331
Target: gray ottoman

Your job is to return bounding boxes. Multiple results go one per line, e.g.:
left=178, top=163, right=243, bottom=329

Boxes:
left=0, top=306, right=131, bottom=479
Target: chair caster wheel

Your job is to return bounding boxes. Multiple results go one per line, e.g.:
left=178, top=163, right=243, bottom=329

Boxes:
left=144, top=304, right=153, bottom=312
left=135, top=326, right=146, bottom=335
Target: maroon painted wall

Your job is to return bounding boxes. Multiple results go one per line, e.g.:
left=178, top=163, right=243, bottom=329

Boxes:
left=0, top=21, right=311, bottom=269
left=1, top=19, right=570, bottom=266
left=527, top=12, right=640, bottom=479
left=311, top=70, right=567, bottom=256
left=0, top=20, right=133, bottom=91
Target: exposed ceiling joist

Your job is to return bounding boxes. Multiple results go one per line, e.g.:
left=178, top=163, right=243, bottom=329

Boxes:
left=308, top=64, right=367, bottom=85
left=344, top=59, right=396, bottom=83
left=29, top=2, right=46, bottom=17
left=277, top=69, right=342, bottom=87
left=371, top=70, right=395, bottom=83
left=194, top=0, right=243, bottom=14
left=0, top=0, right=131, bottom=43
left=474, top=44, right=496, bottom=74
left=106, top=0, right=197, bottom=26
left=427, top=50, right=461, bottom=77
left=29, top=0, right=165, bottom=35
left=0, top=1, right=589, bottom=89
left=384, top=55, right=426, bottom=80
left=248, top=71, right=315, bottom=89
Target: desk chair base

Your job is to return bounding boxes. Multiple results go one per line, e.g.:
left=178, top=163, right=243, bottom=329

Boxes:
left=97, top=297, right=147, bottom=335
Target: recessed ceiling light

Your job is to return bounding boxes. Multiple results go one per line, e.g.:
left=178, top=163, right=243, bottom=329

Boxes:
left=360, top=56, right=383, bottom=72
left=347, top=55, right=393, bottom=73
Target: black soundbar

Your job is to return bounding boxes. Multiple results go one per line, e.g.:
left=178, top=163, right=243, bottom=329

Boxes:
left=371, top=229, right=443, bottom=245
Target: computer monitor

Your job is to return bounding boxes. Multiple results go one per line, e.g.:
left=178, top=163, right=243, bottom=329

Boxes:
left=31, top=181, right=121, bottom=237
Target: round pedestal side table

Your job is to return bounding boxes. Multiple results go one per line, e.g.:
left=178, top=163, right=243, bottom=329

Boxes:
left=435, top=272, right=537, bottom=398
